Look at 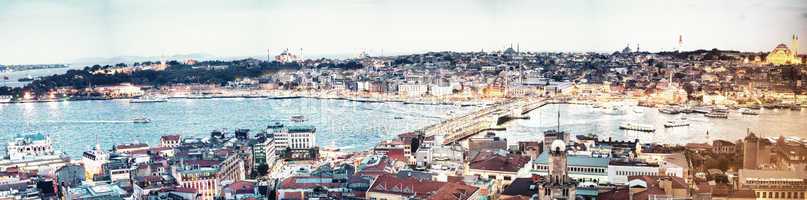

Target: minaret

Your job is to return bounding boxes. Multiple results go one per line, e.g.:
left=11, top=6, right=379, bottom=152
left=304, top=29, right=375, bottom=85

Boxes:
left=792, top=34, right=799, bottom=56
left=677, top=35, right=683, bottom=52
left=636, top=43, right=640, bottom=52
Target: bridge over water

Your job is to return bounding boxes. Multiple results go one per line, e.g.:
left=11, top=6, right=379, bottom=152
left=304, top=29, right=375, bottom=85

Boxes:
left=416, top=98, right=550, bottom=145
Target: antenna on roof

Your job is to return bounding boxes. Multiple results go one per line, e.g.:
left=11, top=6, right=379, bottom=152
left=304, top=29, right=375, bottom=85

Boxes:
left=556, top=105, right=561, bottom=132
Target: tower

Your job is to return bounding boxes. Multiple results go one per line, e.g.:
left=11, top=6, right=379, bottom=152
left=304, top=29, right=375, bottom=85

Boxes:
left=743, top=131, right=759, bottom=169
left=537, top=139, right=576, bottom=200
left=267, top=48, right=272, bottom=61
left=792, top=33, right=799, bottom=56
left=677, top=35, right=683, bottom=52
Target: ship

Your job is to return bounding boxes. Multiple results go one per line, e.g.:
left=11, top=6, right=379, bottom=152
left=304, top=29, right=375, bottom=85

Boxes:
left=132, top=117, right=151, bottom=123
left=664, top=118, right=690, bottom=128
left=290, top=115, right=306, bottom=123
left=738, top=108, right=759, bottom=115
left=658, top=106, right=682, bottom=114
left=0, top=95, right=12, bottom=103
left=690, top=107, right=711, bottom=114
left=619, top=122, right=656, bottom=132
left=130, top=95, right=167, bottom=103
left=704, top=112, right=728, bottom=119
left=600, top=105, right=627, bottom=115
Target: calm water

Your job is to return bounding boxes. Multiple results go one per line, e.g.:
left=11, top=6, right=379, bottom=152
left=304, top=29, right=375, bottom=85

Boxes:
left=0, top=98, right=473, bottom=158
left=497, top=104, right=807, bottom=145
left=2, top=99, right=806, bottom=158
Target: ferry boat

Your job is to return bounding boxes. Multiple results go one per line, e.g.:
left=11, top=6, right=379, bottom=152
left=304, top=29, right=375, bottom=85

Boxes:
left=738, top=108, right=759, bottom=115
left=691, top=107, right=711, bottom=114
left=748, top=105, right=762, bottom=110
left=619, top=122, right=655, bottom=132
left=132, top=117, right=151, bottom=123
left=704, top=112, right=728, bottom=119
left=658, top=106, right=682, bottom=115
left=664, top=118, right=690, bottom=128
left=130, top=95, right=167, bottom=103
left=0, top=95, right=12, bottom=103
left=290, top=115, right=306, bottom=123
left=601, top=105, right=627, bottom=115
left=790, top=104, right=802, bottom=111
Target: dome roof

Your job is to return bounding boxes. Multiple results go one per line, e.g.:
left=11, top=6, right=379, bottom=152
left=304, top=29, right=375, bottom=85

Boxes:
left=550, top=139, right=566, bottom=152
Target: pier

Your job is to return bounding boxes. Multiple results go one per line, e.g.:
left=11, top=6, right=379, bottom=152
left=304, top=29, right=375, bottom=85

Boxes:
left=416, top=97, right=549, bottom=145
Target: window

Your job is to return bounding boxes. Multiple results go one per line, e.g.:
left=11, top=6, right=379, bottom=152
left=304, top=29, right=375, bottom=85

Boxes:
left=504, top=176, right=511, bottom=181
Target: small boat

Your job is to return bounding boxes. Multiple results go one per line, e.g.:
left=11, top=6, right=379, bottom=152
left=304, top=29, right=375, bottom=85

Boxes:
left=704, top=112, right=728, bottom=118
left=738, top=108, right=759, bottom=115
left=0, top=95, right=12, bottom=103
left=691, top=107, right=711, bottom=114
left=664, top=118, right=690, bottom=128
left=133, top=117, right=151, bottom=123
left=130, top=96, right=167, bottom=103
left=790, top=104, right=802, bottom=111
left=619, top=122, right=655, bottom=132
left=748, top=105, right=762, bottom=110
left=658, top=106, right=681, bottom=114
left=290, top=115, right=306, bottom=123
left=394, top=116, right=404, bottom=119
left=601, top=105, right=627, bottom=115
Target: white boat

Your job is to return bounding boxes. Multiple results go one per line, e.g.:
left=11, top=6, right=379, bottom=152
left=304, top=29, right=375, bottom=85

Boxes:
left=664, top=118, right=690, bottom=128
left=290, top=115, right=306, bottom=123
left=619, top=122, right=655, bottom=132
left=133, top=117, right=151, bottom=123
left=130, top=96, right=167, bottom=103
left=738, top=108, right=759, bottom=115
left=0, top=95, right=12, bottom=103
left=601, top=105, right=627, bottom=115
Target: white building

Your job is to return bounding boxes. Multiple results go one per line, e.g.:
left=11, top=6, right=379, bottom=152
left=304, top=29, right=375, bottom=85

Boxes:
left=6, top=133, right=55, bottom=161
left=81, top=144, right=109, bottom=182
left=429, top=84, right=454, bottom=96
left=398, top=83, right=428, bottom=97
left=266, top=124, right=316, bottom=150
left=607, top=161, right=661, bottom=185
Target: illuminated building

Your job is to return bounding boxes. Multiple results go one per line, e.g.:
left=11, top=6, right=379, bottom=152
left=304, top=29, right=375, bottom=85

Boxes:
left=766, top=34, right=802, bottom=65
left=82, top=143, right=109, bottom=182
left=6, top=133, right=55, bottom=160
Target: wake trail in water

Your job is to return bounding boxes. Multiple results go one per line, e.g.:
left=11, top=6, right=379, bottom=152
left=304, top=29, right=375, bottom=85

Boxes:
left=35, top=120, right=135, bottom=124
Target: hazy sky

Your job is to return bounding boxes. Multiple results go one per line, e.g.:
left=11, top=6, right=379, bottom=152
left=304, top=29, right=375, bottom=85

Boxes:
left=1, top=0, right=806, bottom=64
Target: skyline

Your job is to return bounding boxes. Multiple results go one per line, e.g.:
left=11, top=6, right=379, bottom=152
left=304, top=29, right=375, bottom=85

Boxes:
left=1, top=0, right=806, bottom=65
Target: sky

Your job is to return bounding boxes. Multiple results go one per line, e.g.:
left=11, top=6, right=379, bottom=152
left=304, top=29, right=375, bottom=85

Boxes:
left=1, top=0, right=806, bottom=64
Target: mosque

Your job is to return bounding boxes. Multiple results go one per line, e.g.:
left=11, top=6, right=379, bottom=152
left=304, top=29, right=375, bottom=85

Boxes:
left=765, top=34, right=802, bottom=65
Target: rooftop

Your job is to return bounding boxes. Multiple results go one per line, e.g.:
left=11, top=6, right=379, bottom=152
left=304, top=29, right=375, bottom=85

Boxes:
left=534, top=151, right=609, bottom=168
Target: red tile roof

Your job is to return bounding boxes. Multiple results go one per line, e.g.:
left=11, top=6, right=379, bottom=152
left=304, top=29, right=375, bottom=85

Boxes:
left=468, top=152, right=529, bottom=172
left=368, top=174, right=443, bottom=199
left=278, top=176, right=341, bottom=190
left=428, top=182, right=479, bottom=200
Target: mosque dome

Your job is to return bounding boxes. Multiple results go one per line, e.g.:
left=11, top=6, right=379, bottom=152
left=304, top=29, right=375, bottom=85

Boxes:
left=551, top=139, right=566, bottom=152
left=771, top=44, right=792, bottom=54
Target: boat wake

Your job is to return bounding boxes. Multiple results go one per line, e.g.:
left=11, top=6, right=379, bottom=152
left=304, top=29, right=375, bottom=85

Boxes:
left=38, top=120, right=134, bottom=124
